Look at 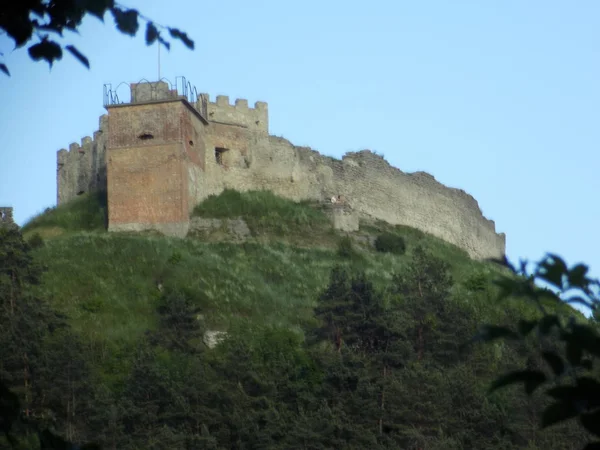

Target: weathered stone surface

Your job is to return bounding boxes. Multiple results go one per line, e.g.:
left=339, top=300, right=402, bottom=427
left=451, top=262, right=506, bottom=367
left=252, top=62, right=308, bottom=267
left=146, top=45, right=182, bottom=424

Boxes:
left=321, top=203, right=359, bottom=232
left=0, top=207, right=17, bottom=229
left=57, top=81, right=506, bottom=260
left=188, top=217, right=251, bottom=242
left=203, top=330, right=227, bottom=349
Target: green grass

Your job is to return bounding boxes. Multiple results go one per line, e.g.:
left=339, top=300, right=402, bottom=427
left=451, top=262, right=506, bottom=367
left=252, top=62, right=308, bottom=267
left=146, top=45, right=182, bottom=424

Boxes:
left=192, top=189, right=331, bottom=237
left=22, top=191, right=107, bottom=238
left=23, top=188, right=585, bottom=385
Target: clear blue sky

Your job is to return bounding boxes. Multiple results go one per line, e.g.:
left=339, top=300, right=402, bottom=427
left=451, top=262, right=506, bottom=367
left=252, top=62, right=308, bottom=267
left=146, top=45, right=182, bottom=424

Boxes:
left=1, top=0, right=599, bottom=285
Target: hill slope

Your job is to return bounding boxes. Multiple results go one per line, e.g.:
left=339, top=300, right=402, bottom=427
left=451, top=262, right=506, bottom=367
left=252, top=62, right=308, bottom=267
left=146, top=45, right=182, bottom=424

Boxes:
left=3, top=190, right=588, bottom=449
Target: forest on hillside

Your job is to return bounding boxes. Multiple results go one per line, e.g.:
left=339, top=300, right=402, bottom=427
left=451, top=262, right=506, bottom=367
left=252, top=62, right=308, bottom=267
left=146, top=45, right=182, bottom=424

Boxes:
left=0, top=192, right=598, bottom=449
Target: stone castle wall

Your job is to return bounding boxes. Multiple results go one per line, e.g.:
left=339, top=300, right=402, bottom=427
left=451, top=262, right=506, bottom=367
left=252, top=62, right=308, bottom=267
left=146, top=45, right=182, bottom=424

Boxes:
left=56, top=82, right=506, bottom=260
left=57, top=115, right=108, bottom=205
left=0, top=207, right=15, bottom=229
left=206, top=132, right=505, bottom=260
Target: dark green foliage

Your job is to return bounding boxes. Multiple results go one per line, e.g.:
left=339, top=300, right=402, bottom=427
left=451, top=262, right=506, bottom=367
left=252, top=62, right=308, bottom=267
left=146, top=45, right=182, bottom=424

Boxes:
left=374, top=232, right=406, bottom=255
left=0, top=1, right=194, bottom=75
left=477, top=253, right=600, bottom=448
left=336, top=235, right=360, bottom=260
left=26, top=233, right=44, bottom=250
left=0, top=228, right=98, bottom=449
left=148, top=289, right=205, bottom=353
left=3, top=194, right=594, bottom=449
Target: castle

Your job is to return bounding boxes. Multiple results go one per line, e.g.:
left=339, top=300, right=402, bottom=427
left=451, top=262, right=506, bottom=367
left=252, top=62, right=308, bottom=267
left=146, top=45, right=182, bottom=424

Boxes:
left=56, top=79, right=506, bottom=260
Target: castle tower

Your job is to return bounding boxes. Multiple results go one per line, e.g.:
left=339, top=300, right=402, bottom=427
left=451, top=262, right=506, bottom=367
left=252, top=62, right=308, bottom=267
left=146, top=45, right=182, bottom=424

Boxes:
left=105, top=81, right=209, bottom=236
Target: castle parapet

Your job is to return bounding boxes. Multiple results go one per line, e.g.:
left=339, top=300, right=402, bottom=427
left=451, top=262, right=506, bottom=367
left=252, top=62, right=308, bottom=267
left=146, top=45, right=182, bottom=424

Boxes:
left=201, top=93, right=268, bottom=132
left=57, top=114, right=108, bottom=205
left=131, top=81, right=179, bottom=103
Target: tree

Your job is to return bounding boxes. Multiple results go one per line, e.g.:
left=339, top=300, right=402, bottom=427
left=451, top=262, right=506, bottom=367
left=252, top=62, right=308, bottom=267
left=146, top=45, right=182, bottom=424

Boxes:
left=475, top=254, right=600, bottom=449
left=0, top=227, right=98, bottom=449
left=0, top=0, right=194, bottom=76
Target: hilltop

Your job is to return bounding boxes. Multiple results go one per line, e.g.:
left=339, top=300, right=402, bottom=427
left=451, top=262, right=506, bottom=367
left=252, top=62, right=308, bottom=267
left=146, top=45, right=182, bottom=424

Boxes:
left=2, top=190, right=588, bottom=449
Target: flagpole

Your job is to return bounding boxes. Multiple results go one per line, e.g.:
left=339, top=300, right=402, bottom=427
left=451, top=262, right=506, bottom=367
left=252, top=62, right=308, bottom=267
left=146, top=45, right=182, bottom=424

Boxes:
left=158, top=43, right=161, bottom=80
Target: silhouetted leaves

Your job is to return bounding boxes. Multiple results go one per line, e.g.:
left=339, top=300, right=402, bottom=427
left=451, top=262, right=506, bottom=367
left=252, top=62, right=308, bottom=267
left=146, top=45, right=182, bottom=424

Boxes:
left=65, top=45, right=90, bottom=69
left=111, top=8, right=139, bottom=36
left=541, top=401, right=579, bottom=428
left=481, top=253, right=600, bottom=449
left=168, top=27, right=194, bottom=49
left=0, top=1, right=194, bottom=75
left=474, top=325, right=519, bottom=343
left=28, top=39, right=62, bottom=66
left=581, top=411, right=600, bottom=437
left=146, top=22, right=159, bottom=46
left=489, top=370, right=547, bottom=395
left=541, top=351, right=564, bottom=376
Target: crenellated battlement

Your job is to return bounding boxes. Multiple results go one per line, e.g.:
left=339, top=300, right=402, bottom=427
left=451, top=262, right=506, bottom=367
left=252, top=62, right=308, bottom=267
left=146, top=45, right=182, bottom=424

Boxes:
left=57, top=114, right=108, bottom=204
left=200, top=93, right=268, bottom=132
left=56, top=80, right=506, bottom=260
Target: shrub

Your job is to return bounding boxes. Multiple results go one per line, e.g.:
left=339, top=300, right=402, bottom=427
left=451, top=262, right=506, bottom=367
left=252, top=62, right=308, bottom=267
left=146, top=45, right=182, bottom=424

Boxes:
left=192, top=189, right=329, bottom=236
left=337, top=236, right=359, bottom=259
left=27, top=232, right=45, bottom=249
left=374, top=232, right=406, bottom=255
left=464, top=272, right=489, bottom=292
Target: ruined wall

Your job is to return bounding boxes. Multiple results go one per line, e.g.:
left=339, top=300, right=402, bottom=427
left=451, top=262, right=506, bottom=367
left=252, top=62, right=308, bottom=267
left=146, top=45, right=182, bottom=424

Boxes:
left=202, top=94, right=268, bottom=132
left=205, top=132, right=505, bottom=260
left=57, top=115, right=108, bottom=205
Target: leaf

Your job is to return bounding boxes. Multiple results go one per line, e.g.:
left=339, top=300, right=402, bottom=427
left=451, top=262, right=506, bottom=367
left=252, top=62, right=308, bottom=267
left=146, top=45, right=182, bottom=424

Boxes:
left=111, top=7, right=139, bottom=36
left=566, top=339, right=583, bottom=366
left=571, top=324, right=600, bottom=358
left=168, top=27, right=195, bottom=49
left=0, top=64, right=9, bottom=76
left=581, top=410, right=600, bottom=437
left=518, top=319, right=538, bottom=336
left=541, top=401, right=579, bottom=428
left=145, top=22, right=159, bottom=45
left=475, top=325, right=519, bottom=343
left=539, top=315, right=560, bottom=335
left=565, top=296, right=594, bottom=310
left=158, top=35, right=171, bottom=50
left=65, top=45, right=90, bottom=69
left=581, top=358, right=594, bottom=370
left=85, top=0, right=115, bottom=20
left=547, top=385, right=581, bottom=402
left=4, top=18, right=34, bottom=48
left=542, top=351, right=564, bottom=376
left=489, top=370, right=546, bottom=395
left=568, top=264, right=590, bottom=288
left=576, top=377, right=600, bottom=409
left=537, top=254, right=568, bottom=289
left=28, top=40, right=63, bottom=67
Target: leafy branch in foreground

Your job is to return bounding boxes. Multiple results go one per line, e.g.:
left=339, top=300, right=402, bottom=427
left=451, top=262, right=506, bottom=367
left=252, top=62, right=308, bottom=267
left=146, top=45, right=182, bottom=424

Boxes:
left=474, top=254, right=600, bottom=449
left=0, top=0, right=195, bottom=76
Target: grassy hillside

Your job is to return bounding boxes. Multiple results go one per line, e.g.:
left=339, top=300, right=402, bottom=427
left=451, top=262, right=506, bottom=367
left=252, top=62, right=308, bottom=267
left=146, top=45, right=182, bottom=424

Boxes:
left=23, top=190, right=519, bottom=345
left=11, top=189, right=588, bottom=449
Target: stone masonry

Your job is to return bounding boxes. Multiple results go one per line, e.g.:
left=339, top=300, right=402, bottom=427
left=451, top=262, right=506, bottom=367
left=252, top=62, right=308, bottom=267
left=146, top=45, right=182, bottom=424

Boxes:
left=56, top=80, right=506, bottom=260
left=0, top=207, right=16, bottom=229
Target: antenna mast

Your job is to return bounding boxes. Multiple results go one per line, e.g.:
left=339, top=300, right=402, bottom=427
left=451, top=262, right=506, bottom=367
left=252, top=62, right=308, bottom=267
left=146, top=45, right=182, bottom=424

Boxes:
left=158, top=43, right=161, bottom=80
